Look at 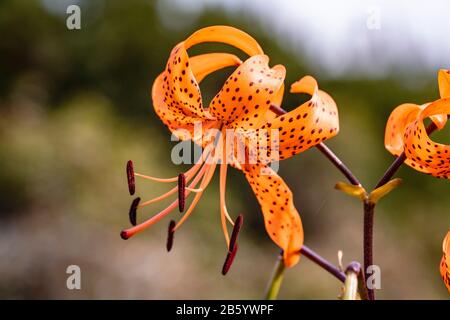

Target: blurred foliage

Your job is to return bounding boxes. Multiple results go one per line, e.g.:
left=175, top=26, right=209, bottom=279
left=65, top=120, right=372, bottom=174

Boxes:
left=0, top=0, right=449, bottom=299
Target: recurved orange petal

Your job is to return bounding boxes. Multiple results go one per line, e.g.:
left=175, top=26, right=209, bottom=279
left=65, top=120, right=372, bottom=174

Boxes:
left=158, top=43, right=211, bottom=118
left=243, top=163, right=303, bottom=267
left=385, top=103, right=422, bottom=157
left=152, top=26, right=266, bottom=144
left=385, top=70, right=450, bottom=148
left=152, top=63, right=218, bottom=144
left=256, top=76, right=339, bottom=163
left=209, top=55, right=286, bottom=129
left=153, top=48, right=242, bottom=144
left=431, top=69, right=450, bottom=129
left=402, top=98, right=450, bottom=178
left=261, top=84, right=285, bottom=124
left=184, top=25, right=264, bottom=56
left=190, top=53, right=242, bottom=83
left=440, top=231, right=450, bottom=292
left=439, top=69, right=450, bottom=99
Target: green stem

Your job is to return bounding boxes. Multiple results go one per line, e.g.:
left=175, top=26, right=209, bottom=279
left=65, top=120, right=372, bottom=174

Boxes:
left=342, top=261, right=368, bottom=300
left=265, top=255, right=286, bottom=300
left=343, top=272, right=359, bottom=300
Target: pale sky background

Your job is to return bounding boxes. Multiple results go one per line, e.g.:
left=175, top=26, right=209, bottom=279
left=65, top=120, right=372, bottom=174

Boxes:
left=158, top=0, right=450, bottom=79
left=42, top=0, right=450, bottom=79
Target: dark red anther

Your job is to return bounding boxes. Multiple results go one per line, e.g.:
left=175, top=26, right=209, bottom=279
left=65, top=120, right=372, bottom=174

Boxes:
left=222, top=244, right=239, bottom=276
left=129, top=197, right=140, bottom=226
left=166, top=220, right=176, bottom=252
left=126, top=160, right=135, bottom=195
left=229, top=214, right=243, bottom=252
left=120, top=230, right=130, bottom=240
left=178, top=173, right=186, bottom=212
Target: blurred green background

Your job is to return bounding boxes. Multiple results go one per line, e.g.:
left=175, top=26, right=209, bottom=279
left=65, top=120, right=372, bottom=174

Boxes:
left=0, top=0, right=449, bottom=299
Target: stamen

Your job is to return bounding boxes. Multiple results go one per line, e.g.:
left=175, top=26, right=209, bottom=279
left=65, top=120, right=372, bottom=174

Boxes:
left=133, top=147, right=210, bottom=183
left=138, top=186, right=203, bottom=208
left=173, top=134, right=223, bottom=231
left=229, top=214, right=244, bottom=251
left=220, top=162, right=231, bottom=246
left=174, top=160, right=218, bottom=231
left=120, top=160, right=209, bottom=239
left=133, top=173, right=179, bottom=183
left=126, top=160, right=135, bottom=195
left=219, top=139, right=234, bottom=226
left=185, top=187, right=203, bottom=192
left=139, top=185, right=178, bottom=207
left=219, top=139, right=235, bottom=248
left=166, top=220, right=176, bottom=251
left=222, top=244, right=239, bottom=275
left=129, top=197, right=141, bottom=226
left=135, top=146, right=213, bottom=208
left=178, top=173, right=186, bottom=212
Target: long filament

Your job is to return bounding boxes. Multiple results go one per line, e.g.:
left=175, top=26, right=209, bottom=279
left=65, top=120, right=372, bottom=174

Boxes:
left=138, top=148, right=211, bottom=207
left=174, top=159, right=218, bottom=231
left=220, top=160, right=231, bottom=247
left=134, top=147, right=211, bottom=183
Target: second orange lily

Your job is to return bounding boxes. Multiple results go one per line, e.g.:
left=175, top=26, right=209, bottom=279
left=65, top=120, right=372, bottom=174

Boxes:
left=385, top=69, right=450, bottom=178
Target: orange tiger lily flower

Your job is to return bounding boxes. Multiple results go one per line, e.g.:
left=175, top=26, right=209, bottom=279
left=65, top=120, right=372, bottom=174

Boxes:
left=384, top=69, right=450, bottom=178
left=440, top=231, right=450, bottom=292
left=121, top=26, right=339, bottom=269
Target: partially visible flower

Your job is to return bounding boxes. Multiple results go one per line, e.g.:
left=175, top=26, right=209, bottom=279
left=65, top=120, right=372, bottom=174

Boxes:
left=440, top=231, right=450, bottom=292
left=121, top=26, right=339, bottom=269
left=384, top=69, right=450, bottom=178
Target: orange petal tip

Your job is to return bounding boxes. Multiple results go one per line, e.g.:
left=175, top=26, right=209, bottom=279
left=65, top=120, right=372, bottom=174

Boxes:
left=290, top=75, right=318, bottom=95
left=283, top=250, right=300, bottom=268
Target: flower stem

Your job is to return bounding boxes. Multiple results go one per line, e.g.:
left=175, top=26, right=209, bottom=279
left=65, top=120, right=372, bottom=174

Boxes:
left=265, top=245, right=346, bottom=299
left=343, top=271, right=359, bottom=300
left=315, top=143, right=361, bottom=186
left=300, top=245, right=346, bottom=283
left=364, top=119, right=443, bottom=299
left=342, top=261, right=368, bottom=300
left=265, top=255, right=286, bottom=300
left=363, top=200, right=375, bottom=300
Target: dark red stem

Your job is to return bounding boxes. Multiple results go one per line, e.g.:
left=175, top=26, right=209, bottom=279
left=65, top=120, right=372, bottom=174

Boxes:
left=300, top=245, right=346, bottom=283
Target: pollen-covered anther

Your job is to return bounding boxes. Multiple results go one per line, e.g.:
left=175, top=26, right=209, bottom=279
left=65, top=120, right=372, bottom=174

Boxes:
left=167, top=220, right=176, bottom=252
left=178, top=173, right=186, bottom=212
left=222, top=244, right=239, bottom=276
left=126, top=160, right=135, bottom=195
left=129, top=197, right=141, bottom=226
left=229, top=214, right=244, bottom=252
